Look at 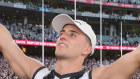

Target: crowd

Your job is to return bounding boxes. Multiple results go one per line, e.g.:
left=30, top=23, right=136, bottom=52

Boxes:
left=102, top=0, right=140, bottom=5
left=2, top=22, right=139, bottom=47
left=1, top=0, right=140, bottom=5
left=1, top=0, right=140, bottom=21
left=96, top=35, right=140, bottom=47
left=0, top=55, right=140, bottom=79
left=4, top=22, right=58, bottom=42
left=0, top=55, right=19, bottom=79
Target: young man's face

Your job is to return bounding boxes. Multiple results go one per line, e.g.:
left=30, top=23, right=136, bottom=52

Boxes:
left=55, top=24, right=91, bottom=59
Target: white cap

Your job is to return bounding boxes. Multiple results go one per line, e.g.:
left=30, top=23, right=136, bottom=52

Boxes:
left=52, top=14, right=96, bottom=56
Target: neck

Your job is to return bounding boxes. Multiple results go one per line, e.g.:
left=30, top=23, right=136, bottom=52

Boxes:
left=55, top=58, right=84, bottom=75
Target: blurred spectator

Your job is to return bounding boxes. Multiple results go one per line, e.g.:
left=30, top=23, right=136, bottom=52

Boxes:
left=0, top=55, right=140, bottom=78
left=0, top=18, right=3, bottom=24
left=2, top=22, right=140, bottom=47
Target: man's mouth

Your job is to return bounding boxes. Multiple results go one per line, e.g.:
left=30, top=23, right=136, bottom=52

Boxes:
left=59, top=43, right=68, bottom=47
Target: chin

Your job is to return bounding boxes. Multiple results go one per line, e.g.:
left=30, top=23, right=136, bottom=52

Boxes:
left=55, top=54, right=67, bottom=59
left=55, top=51, right=68, bottom=59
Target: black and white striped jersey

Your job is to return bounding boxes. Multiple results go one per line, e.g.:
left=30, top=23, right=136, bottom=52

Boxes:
left=32, top=66, right=92, bottom=79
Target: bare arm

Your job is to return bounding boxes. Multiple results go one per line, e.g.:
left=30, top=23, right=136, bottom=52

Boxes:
left=92, top=45, right=140, bottom=79
left=0, top=24, right=44, bottom=79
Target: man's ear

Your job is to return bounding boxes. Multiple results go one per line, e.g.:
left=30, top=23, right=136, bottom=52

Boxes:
left=82, top=45, right=92, bottom=55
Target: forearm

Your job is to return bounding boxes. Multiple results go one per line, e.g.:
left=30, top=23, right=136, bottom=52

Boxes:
left=2, top=42, right=44, bottom=79
left=120, top=52, right=140, bottom=77
left=105, top=51, right=140, bottom=79
left=0, top=24, right=27, bottom=78
left=0, top=24, right=44, bottom=79
left=134, top=45, right=140, bottom=64
left=2, top=42, right=29, bottom=78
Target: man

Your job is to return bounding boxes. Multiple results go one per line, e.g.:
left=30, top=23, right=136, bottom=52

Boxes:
left=0, top=14, right=140, bottom=79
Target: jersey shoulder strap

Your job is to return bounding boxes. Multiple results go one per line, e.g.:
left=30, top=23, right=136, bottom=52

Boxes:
left=32, top=66, right=50, bottom=79
left=80, top=69, right=92, bottom=79
left=88, top=69, right=92, bottom=79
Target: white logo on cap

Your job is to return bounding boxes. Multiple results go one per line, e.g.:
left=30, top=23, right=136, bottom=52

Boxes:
left=75, top=20, right=86, bottom=25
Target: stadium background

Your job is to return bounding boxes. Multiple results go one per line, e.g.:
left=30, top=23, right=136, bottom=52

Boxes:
left=0, top=0, right=140, bottom=78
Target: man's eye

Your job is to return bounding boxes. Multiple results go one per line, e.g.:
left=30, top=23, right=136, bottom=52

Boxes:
left=70, top=33, right=76, bottom=37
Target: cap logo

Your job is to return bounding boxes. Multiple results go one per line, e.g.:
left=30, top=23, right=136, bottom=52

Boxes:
left=75, top=20, right=86, bottom=25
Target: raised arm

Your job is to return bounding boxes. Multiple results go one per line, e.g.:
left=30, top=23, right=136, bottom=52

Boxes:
left=0, top=24, right=44, bottom=79
left=92, top=45, right=140, bottom=79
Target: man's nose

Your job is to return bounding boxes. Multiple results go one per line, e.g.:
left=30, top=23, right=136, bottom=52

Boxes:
left=59, top=32, right=69, bottom=41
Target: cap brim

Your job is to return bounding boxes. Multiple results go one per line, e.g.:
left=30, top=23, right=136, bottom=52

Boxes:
left=52, top=14, right=75, bottom=33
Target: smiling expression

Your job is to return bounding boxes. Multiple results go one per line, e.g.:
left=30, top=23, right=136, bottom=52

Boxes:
left=55, top=24, right=91, bottom=59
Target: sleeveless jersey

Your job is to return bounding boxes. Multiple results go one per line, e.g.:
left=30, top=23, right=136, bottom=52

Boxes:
left=32, top=66, right=92, bottom=79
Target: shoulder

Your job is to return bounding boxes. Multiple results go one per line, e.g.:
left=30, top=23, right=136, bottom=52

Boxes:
left=32, top=66, right=50, bottom=79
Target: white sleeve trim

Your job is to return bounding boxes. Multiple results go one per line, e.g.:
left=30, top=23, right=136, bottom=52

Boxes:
left=33, top=67, right=50, bottom=79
